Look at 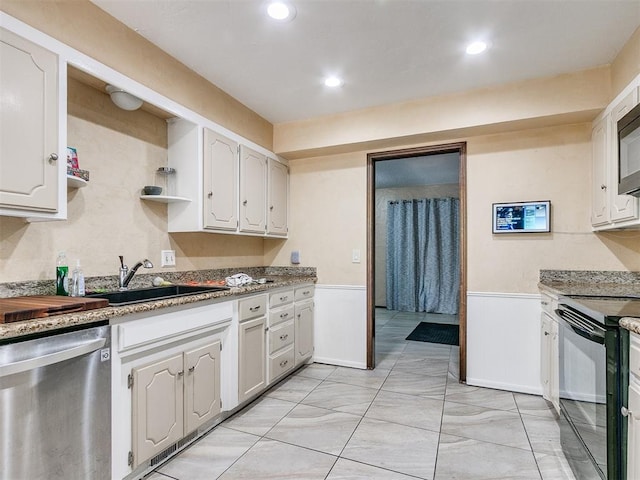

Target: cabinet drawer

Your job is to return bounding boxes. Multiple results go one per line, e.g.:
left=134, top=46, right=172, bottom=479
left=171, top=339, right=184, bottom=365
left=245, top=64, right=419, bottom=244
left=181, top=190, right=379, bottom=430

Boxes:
left=268, top=319, right=294, bottom=354
left=540, top=291, right=557, bottom=316
left=630, top=333, right=640, bottom=378
left=295, top=285, right=315, bottom=302
left=238, top=295, right=267, bottom=322
left=269, top=345, right=294, bottom=383
left=269, top=289, right=294, bottom=308
left=269, top=304, right=294, bottom=327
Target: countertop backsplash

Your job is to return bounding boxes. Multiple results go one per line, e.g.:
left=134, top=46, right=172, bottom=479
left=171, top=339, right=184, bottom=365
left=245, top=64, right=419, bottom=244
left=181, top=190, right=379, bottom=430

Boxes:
left=0, top=266, right=317, bottom=298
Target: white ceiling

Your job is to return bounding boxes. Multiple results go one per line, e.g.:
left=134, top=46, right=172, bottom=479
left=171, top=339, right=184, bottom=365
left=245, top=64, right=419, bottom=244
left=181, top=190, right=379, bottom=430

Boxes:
left=91, top=0, right=639, bottom=124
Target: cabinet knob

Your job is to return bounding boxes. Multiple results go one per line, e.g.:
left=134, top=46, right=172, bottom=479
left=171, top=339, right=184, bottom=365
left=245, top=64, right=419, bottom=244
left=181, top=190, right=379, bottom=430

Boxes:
left=270, top=205, right=274, bottom=210
left=49, top=153, right=58, bottom=162
left=601, top=184, right=607, bottom=190
left=188, top=366, right=195, bottom=373
left=621, top=406, right=632, bottom=417
left=243, top=200, right=248, bottom=206
left=544, top=331, right=549, bottom=336
left=177, top=370, right=184, bottom=377
left=207, top=191, right=213, bottom=198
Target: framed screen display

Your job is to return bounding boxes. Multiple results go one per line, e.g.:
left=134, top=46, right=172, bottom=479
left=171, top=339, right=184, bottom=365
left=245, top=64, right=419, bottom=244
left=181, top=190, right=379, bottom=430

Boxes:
left=492, top=201, right=551, bottom=233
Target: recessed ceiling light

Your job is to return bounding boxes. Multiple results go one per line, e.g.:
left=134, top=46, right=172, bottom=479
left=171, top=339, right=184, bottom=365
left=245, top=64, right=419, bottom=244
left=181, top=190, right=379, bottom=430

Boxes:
left=466, top=41, right=488, bottom=55
left=267, top=1, right=296, bottom=21
left=324, top=76, right=343, bottom=88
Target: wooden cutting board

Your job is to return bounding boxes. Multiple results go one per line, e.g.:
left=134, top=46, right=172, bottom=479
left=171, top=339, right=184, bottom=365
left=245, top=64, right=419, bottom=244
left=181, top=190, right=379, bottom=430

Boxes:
left=0, top=296, right=109, bottom=324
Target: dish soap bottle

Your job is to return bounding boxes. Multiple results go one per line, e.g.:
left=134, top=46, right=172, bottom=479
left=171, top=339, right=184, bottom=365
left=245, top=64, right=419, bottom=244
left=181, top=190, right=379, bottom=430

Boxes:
left=71, top=259, right=85, bottom=297
left=56, top=252, right=69, bottom=296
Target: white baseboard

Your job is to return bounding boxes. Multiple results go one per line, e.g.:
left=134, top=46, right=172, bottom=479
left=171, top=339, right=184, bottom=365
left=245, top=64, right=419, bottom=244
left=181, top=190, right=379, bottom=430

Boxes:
left=466, top=377, right=543, bottom=396
left=313, top=356, right=367, bottom=370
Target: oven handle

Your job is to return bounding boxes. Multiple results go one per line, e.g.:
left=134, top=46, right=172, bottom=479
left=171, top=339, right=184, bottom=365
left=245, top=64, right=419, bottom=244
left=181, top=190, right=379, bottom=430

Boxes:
left=555, top=305, right=606, bottom=345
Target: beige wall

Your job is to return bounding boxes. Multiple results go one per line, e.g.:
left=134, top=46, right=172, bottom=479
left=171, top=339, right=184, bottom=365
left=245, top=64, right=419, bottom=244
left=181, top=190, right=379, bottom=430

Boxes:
left=0, top=78, right=266, bottom=282
left=611, top=26, right=640, bottom=98
left=271, top=123, right=640, bottom=293
left=1, top=0, right=273, bottom=150
left=375, top=185, right=460, bottom=306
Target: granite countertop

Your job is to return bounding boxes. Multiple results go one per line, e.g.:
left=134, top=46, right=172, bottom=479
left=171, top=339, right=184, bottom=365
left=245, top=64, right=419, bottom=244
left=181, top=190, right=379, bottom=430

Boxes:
left=0, top=268, right=316, bottom=342
left=539, top=269, right=640, bottom=334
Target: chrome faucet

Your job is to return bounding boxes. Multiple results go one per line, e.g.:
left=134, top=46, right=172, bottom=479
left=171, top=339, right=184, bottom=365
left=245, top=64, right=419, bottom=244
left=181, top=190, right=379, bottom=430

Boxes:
left=118, top=256, right=153, bottom=290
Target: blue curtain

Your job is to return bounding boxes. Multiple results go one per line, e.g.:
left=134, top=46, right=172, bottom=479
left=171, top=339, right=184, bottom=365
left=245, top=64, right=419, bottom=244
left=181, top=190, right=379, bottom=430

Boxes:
left=386, top=197, right=459, bottom=314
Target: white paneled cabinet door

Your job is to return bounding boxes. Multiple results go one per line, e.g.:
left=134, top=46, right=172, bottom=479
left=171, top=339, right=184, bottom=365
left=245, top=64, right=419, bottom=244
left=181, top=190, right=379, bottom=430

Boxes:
left=295, top=301, right=314, bottom=366
left=203, top=128, right=238, bottom=230
left=184, top=341, right=221, bottom=434
left=609, top=91, right=639, bottom=222
left=239, top=145, right=267, bottom=233
left=540, top=314, right=551, bottom=401
left=0, top=28, right=59, bottom=212
left=267, top=158, right=289, bottom=236
left=591, top=115, right=610, bottom=226
left=238, top=316, right=267, bottom=402
left=132, top=353, right=184, bottom=467
left=628, top=382, right=640, bottom=480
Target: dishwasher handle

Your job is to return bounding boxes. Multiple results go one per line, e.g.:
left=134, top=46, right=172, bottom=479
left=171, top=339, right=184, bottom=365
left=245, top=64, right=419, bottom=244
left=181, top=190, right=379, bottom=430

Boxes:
left=0, top=337, right=106, bottom=377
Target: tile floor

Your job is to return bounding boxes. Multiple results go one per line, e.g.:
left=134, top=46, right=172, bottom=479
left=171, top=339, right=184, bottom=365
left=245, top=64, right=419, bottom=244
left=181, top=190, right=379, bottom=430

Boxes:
left=145, top=309, right=577, bottom=480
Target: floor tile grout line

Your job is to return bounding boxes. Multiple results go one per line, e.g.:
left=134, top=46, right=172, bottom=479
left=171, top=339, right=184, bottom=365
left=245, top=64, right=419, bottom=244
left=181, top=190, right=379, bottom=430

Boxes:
left=513, top=395, right=546, bottom=480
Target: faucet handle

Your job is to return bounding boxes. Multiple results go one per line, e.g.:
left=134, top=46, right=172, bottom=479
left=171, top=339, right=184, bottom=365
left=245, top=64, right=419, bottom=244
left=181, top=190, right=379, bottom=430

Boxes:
left=119, top=255, right=125, bottom=268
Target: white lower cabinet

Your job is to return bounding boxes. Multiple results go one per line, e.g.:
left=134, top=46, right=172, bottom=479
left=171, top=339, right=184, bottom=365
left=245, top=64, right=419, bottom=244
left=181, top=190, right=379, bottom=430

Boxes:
left=295, top=299, right=314, bottom=366
left=131, top=341, right=221, bottom=466
left=238, top=295, right=268, bottom=403
left=628, top=333, right=640, bottom=480
left=540, top=290, right=560, bottom=413
left=111, top=301, right=232, bottom=480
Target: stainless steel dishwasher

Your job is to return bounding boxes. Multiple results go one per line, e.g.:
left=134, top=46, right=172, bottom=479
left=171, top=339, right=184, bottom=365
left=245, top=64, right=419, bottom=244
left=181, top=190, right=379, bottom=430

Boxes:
left=0, top=323, right=111, bottom=480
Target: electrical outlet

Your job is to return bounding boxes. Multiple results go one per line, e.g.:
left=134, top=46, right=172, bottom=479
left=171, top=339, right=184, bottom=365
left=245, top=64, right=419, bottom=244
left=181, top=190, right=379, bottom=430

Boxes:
left=291, top=250, right=300, bottom=264
left=161, top=250, right=176, bottom=267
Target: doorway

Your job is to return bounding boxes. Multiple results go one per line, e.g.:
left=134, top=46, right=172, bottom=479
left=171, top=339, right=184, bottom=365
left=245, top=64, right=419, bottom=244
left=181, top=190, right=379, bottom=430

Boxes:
left=366, top=143, right=467, bottom=382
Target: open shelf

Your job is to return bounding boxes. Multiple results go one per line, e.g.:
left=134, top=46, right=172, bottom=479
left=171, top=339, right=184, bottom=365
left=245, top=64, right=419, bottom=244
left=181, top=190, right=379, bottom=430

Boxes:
left=67, top=175, right=88, bottom=188
left=140, top=195, right=191, bottom=203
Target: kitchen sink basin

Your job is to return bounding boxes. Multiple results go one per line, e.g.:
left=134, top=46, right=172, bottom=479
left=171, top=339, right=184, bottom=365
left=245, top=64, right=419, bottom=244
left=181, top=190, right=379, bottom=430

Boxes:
left=86, top=285, right=229, bottom=306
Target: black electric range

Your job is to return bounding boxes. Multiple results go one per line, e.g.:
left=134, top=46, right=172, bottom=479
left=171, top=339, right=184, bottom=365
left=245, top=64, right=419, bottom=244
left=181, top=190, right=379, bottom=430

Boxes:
left=556, top=294, right=637, bottom=480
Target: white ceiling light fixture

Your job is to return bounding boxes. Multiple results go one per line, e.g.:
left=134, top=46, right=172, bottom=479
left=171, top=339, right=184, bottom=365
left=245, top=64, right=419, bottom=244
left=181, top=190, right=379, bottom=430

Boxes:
left=105, top=85, right=143, bottom=111
left=267, top=1, right=296, bottom=21
left=466, top=41, right=488, bottom=55
left=324, top=76, right=343, bottom=88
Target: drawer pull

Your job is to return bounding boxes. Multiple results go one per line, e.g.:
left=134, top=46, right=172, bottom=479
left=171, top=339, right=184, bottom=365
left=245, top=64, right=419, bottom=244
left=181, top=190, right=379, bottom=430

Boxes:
left=279, top=360, right=289, bottom=368
left=280, top=312, right=289, bottom=319
left=302, top=290, right=310, bottom=295
left=622, top=406, right=633, bottom=417
left=280, top=295, right=289, bottom=301
left=280, top=334, right=289, bottom=341
left=249, top=305, right=261, bottom=312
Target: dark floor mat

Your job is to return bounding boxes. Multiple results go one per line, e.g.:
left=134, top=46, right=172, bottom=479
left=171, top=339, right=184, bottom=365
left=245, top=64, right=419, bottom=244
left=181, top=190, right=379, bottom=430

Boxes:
left=405, top=322, right=459, bottom=346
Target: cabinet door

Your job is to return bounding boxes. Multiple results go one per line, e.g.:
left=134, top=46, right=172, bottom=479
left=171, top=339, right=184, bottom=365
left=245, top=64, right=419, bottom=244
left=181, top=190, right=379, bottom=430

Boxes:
left=549, top=318, right=560, bottom=413
left=239, top=145, right=267, bottom=233
left=295, top=301, right=314, bottom=366
left=540, top=313, right=551, bottom=401
left=184, top=341, right=221, bottom=434
left=203, top=128, right=238, bottom=230
left=0, top=28, right=59, bottom=212
left=628, top=382, right=640, bottom=480
left=238, top=316, right=266, bottom=402
left=610, top=92, right=639, bottom=222
left=591, top=116, right=610, bottom=226
left=267, top=158, right=289, bottom=236
left=132, top=353, right=184, bottom=466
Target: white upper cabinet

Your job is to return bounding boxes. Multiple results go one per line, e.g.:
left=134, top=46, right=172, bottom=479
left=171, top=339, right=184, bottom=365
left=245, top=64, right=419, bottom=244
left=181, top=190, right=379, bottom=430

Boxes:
left=0, top=27, right=65, bottom=219
left=591, top=83, right=640, bottom=230
left=203, top=128, right=238, bottom=231
left=267, top=157, right=289, bottom=236
left=239, top=145, right=268, bottom=234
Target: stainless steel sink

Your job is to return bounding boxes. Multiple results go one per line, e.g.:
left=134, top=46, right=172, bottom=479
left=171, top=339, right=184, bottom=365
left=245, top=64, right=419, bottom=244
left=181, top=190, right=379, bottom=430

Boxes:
left=86, top=285, right=229, bottom=306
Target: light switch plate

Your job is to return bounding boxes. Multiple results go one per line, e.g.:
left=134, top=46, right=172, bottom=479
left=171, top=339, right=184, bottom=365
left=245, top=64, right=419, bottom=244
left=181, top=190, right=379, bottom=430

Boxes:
left=291, top=250, right=300, bottom=264
left=161, top=250, right=176, bottom=267
left=352, top=249, right=361, bottom=263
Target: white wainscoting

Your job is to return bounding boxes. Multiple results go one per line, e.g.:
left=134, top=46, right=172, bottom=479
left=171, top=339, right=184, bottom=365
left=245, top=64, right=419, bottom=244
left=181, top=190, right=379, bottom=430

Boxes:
left=467, top=291, right=543, bottom=395
left=314, top=285, right=367, bottom=369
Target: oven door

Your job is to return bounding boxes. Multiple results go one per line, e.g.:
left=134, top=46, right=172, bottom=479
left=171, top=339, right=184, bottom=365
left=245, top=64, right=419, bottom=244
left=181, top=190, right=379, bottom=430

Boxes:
left=556, top=305, right=608, bottom=480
